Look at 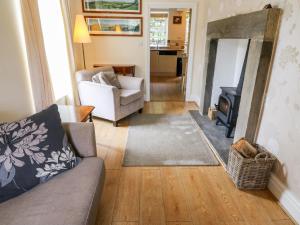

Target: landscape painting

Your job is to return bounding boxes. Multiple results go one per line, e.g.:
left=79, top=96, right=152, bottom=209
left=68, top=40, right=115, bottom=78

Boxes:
left=85, top=16, right=143, bottom=36
left=82, top=0, right=142, bottom=14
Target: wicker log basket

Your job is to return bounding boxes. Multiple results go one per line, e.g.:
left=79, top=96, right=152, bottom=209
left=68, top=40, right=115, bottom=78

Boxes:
left=227, top=138, right=276, bottom=190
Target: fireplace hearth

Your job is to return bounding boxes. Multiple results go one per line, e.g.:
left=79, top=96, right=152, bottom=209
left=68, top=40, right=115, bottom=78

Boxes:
left=215, top=40, right=250, bottom=138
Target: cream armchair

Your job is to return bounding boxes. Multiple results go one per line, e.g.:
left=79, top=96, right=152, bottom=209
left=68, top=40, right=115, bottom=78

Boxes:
left=76, top=67, right=144, bottom=126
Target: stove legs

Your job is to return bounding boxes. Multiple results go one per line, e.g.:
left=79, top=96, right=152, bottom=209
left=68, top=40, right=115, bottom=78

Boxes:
left=216, top=117, right=234, bottom=138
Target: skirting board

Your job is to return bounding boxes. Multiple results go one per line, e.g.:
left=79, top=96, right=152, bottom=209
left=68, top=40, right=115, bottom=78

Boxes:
left=268, top=173, right=300, bottom=224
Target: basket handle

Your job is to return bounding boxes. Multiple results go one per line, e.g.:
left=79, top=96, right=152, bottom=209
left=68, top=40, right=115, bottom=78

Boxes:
left=255, top=152, right=269, bottom=162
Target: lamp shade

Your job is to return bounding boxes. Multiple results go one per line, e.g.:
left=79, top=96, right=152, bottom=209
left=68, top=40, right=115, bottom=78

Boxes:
left=73, top=15, right=91, bottom=44
left=115, top=25, right=122, bottom=32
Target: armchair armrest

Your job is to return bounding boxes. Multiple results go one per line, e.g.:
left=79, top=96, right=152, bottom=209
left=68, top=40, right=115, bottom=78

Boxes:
left=77, top=81, right=120, bottom=121
left=118, top=75, right=144, bottom=91
left=63, top=122, right=97, bottom=158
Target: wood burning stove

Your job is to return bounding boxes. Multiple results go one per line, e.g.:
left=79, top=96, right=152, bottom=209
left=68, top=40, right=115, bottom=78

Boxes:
left=216, top=87, right=241, bottom=138
left=215, top=40, right=251, bottom=138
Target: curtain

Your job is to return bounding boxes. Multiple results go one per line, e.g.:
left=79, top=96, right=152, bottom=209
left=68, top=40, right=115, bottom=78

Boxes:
left=20, top=0, right=54, bottom=112
left=59, top=0, right=80, bottom=105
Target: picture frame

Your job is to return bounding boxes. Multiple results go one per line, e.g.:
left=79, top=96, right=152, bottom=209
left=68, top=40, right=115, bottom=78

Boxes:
left=173, top=16, right=182, bottom=24
left=82, top=0, right=142, bottom=14
left=85, top=16, right=143, bottom=37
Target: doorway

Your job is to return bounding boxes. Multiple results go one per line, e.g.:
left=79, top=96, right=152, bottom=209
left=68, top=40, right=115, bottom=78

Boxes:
left=144, top=2, right=198, bottom=102
left=149, top=8, right=190, bottom=102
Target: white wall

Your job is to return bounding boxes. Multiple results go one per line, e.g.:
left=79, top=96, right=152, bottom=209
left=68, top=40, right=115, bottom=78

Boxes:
left=0, top=1, right=34, bottom=122
left=210, top=39, right=248, bottom=106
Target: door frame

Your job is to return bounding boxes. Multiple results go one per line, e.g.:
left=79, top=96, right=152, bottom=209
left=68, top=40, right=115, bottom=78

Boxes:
left=144, top=2, right=198, bottom=101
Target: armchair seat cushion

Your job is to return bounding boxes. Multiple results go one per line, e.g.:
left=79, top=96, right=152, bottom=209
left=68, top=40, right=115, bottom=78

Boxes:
left=120, top=89, right=143, bottom=106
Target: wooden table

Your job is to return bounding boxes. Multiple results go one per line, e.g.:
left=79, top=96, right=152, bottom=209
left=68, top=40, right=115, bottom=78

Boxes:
left=93, top=64, right=135, bottom=76
left=58, top=105, right=95, bottom=122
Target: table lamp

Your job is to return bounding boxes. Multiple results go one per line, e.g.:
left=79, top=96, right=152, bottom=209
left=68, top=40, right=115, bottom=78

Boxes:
left=73, top=15, right=91, bottom=69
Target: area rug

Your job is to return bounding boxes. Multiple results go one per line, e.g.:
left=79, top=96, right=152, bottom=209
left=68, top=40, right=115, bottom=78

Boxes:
left=123, top=114, right=219, bottom=166
left=189, top=110, right=233, bottom=165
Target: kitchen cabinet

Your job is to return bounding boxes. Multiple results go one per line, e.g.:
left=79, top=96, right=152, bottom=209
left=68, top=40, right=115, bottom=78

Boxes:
left=150, top=50, right=159, bottom=73
left=150, top=49, right=181, bottom=74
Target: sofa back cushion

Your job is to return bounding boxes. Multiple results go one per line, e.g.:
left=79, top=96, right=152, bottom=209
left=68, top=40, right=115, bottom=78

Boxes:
left=0, top=104, right=79, bottom=203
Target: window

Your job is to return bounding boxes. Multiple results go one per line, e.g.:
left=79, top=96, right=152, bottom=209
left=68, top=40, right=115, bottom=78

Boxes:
left=38, top=0, right=73, bottom=103
left=150, top=14, right=168, bottom=47
left=185, top=11, right=191, bottom=53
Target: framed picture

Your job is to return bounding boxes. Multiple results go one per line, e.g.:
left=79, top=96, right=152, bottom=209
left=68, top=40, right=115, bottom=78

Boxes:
left=173, top=16, right=182, bottom=24
left=85, top=16, right=143, bottom=36
left=82, top=0, right=142, bottom=14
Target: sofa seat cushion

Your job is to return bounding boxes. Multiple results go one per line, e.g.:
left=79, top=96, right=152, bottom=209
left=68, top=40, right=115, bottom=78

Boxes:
left=120, top=89, right=143, bottom=106
left=0, top=157, right=105, bottom=225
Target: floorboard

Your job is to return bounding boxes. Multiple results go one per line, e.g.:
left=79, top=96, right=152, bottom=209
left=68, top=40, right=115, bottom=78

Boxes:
left=113, top=168, right=141, bottom=222
left=179, top=168, right=225, bottom=225
left=161, top=168, right=191, bottom=222
left=112, top=223, right=139, bottom=225
left=140, top=169, right=166, bottom=225
left=97, top=170, right=120, bottom=225
left=166, top=223, right=193, bottom=225
left=150, top=75, right=185, bottom=102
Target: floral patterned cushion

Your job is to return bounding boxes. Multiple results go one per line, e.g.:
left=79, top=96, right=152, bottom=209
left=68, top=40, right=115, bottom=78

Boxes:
left=0, top=104, right=80, bottom=203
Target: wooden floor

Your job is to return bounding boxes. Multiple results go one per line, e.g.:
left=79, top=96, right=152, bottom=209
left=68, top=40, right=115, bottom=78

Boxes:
left=94, top=101, right=294, bottom=225
left=150, top=76, right=185, bottom=102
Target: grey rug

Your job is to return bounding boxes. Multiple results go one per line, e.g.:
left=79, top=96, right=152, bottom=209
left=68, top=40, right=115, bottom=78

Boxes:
left=123, top=114, right=219, bottom=166
left=189, top=110, right=233, bottom=165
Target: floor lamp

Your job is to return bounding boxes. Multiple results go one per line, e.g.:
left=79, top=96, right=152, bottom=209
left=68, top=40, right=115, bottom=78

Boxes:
left=73, top=15, right=91, bottom=69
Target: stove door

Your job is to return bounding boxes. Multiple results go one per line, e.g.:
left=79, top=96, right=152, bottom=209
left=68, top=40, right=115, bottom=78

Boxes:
left=218, top=95, right=232, bottom=119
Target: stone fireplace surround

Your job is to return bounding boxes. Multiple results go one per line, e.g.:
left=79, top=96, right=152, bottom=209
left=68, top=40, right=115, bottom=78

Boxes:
left=199, top=8, right=282, bottom=143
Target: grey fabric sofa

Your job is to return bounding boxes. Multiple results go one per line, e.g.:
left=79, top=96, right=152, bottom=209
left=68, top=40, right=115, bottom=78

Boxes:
left=0, top=123, right=105, bottom=225
left=76, top=67, right=144, bottom=126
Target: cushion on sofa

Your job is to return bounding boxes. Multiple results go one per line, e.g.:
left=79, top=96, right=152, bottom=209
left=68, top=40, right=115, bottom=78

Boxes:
left=0, top=157, right=105, bottom=225
left=120, top=89, right=143, bottom=106
left=91, top=74, right=101, bottom=83
left=92, top=71, right=121, bottom=89
left=0, top=104, right=79, bottom=203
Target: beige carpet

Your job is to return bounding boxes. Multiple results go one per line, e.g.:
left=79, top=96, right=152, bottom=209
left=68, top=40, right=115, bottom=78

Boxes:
left=123, top=114, right=219, bottom=166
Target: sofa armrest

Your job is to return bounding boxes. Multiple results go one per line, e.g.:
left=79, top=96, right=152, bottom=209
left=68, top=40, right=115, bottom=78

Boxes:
left=118, top=75, right=144, bottom=91
left=63, top=122, right=97, bottom=158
